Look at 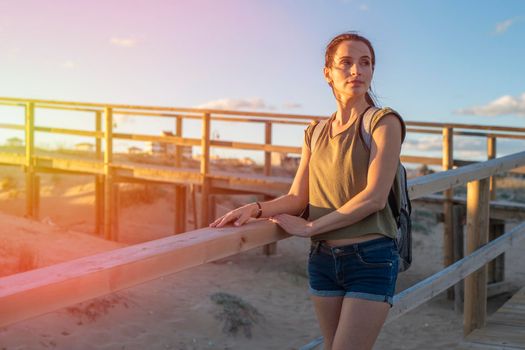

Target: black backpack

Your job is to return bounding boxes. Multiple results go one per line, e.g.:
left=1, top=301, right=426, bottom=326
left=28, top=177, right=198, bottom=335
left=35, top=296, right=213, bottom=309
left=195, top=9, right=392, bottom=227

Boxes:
left=302, top=107, right=412, bottom=272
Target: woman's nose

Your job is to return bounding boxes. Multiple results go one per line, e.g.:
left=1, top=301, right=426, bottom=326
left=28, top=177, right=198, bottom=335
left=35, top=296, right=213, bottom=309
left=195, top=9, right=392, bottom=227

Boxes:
left=350, top=63, right=360, bottom=76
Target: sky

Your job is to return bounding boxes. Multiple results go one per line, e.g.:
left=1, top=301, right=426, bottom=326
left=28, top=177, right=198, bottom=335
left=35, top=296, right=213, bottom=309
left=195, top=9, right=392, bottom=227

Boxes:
left=0, top=0, right=524, bottom=162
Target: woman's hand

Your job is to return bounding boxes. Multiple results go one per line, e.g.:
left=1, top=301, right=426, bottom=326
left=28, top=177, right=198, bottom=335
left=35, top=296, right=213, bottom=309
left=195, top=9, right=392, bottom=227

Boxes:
left=269, top=214, right=314, bottom=238
left=209, top=203, right=258, bottom=228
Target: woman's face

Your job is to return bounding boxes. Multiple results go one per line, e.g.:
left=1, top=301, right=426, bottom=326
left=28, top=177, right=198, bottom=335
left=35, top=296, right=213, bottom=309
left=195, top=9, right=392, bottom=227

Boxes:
left=324, top=40, right=374, bottom=100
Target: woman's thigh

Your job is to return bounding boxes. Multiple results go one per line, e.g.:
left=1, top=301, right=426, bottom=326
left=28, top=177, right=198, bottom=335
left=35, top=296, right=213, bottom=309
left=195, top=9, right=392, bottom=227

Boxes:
left=332, top=297, right=390, bottom=350
left=310, top=295, right=344, bottom=349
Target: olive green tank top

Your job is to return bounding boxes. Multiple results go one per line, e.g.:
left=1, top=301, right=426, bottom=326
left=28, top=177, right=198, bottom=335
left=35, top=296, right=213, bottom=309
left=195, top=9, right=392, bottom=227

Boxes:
left=305, top=107, right=406, bottom=242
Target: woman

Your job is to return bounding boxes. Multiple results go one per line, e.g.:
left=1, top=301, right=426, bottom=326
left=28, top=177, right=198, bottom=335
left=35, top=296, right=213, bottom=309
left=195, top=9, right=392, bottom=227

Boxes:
left=210, top=32, right=405, bottom=350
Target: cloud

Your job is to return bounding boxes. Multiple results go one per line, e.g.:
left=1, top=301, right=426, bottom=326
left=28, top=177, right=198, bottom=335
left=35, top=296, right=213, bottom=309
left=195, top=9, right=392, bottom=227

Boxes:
left=494, top=18, right=515, bottom=34
left=110, top=37, right=138, bottom=48
left=455, top=92, right=525, bottom=117
left=62, top=60, right=78, bottom=69
left=403, top=136, right=485, bottom=158
left=359, top=4, right=369, bottom=11
left=282, top=102, right=302, bottom=109
left=196, top=98, right=275, bottom=111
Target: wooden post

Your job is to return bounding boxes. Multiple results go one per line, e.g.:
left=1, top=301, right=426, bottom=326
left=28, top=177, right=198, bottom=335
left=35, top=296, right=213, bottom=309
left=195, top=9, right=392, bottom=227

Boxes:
left=264, top=121, right=272, bottom=176
left=487, top=136, right=496, bottom=200
left=464, top=178, right=490, bottom=335
left=190, top=184, right=198, bottom=229
left=24, top=102, right=36, bottom=219
left=33, top=175, right=40, bottom=220
left=95, top=175, right=104, bottom=235
left=112, top=183, right=119, bottom=241
left=174, top=116, right=186, bottom=234
left=488, top=219, right=505, bottom=284
left=453, top=204, right=465, bottom=314
left=103, top=107, right=114, bottom=240
left=199, top=113, right=211, bottom=228
left=262, top=122, right=277, bottom=255
left=443, top=127, right=454, bottom=299
left=95, top=111, right=104, bottom=236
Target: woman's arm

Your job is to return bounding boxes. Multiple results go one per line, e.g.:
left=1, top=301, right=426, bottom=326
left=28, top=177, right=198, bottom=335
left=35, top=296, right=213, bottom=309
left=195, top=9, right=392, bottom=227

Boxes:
left=210, top=133, right=311, bottom=227
left=306, top=114, right=402, bottom=236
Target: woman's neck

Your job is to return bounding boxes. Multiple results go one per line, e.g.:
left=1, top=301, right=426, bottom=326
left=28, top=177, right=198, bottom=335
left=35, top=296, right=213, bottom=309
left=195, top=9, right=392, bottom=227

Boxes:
left=333, top=95, right=370, bottom=125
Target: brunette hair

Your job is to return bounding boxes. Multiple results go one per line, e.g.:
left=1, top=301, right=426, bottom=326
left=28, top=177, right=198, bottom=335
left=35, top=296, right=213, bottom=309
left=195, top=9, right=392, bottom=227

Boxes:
left=325, top=31, right=378, bottom=106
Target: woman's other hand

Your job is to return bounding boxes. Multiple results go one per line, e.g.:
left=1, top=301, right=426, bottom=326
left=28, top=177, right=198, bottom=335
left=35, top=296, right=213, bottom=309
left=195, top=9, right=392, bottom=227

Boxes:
left=209, top=202, right=258, bottom=228
left=269, top=214, right=314, bottom=237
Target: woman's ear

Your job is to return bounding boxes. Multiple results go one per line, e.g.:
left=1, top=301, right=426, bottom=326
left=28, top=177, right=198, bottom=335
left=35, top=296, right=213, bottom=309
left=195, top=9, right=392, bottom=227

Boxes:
left=323, top=67, right=332, bottom=85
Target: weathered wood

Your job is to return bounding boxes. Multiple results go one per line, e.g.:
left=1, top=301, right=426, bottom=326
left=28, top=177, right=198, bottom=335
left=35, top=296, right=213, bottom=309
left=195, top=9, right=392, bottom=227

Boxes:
left=114, top=132, right=200, bottom=147
left=487, top=136, right=497, bottom=200
left=103, top=107, right=114, bottom=240
left=387, top=221, right=525, bottom=323
left=264, top=121, right=272, bottom=176
left=443, top=127, right=455, bottom=299
left=200, top=113, right=211, bottom=228
left=400, top=155, right=442, bottom=165
left=24, top=102, right=35, bottom=219
left=0, top=220, right=289, bottom=328
left=408, top=151, right=525, bottom=200
left=453, top=204, right=465, bottom=314
left=33, top=175, right=40, bottom=220
left=0, top=123, right=25, bottom=130
left=112, top=183, right=120, bottom=241
left=414, top=195, right=525, bottom=222
left=34, top=126, right=101, bottom=138
left=464, top=178, right=490, bottom=335
left=488, top=219, right=505, bottom=284
left=95, top=175, right=104, bottom=236
left=457, top=287, right=525, bottom=349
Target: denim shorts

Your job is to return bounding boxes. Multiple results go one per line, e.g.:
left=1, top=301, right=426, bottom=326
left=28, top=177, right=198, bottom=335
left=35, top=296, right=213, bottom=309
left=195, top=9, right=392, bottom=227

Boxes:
left=307, top=236, right=399, bottom=307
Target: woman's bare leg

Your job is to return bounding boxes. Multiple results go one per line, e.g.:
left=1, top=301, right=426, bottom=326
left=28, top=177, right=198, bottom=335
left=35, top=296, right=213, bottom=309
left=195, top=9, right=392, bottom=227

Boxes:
left=310, top=295, right=344, bottom=350
left=331, top=297, right=390, bottom=350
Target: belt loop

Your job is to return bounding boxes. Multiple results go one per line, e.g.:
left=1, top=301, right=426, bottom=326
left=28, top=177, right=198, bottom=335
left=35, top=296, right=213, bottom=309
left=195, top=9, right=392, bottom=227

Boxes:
left=315, top=240, right=322, bottom=254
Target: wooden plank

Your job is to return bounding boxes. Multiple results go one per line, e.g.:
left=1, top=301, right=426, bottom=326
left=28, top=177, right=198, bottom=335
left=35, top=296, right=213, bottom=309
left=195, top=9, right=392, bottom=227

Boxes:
left=407, top=151, right=525, bottom=200
left=400, top=155, right=442, bottom=165
left=35, top=156, right=104, bottom=174
left=113, top=132, right=200, bottom=147
left=386, top=221, right=525, bottom=323
left=0, top=123, right=25, bottom=130
left=464, top=178, right=490, bottom=335
left=414, top=195, right=525, bottom=221
left=0, top=220, right=288, bottom=328
left=34, top=126, right=101, bottom=138
left=462, top=323, right=525, bottom=348
left=0, top=152, right=26, bottom=165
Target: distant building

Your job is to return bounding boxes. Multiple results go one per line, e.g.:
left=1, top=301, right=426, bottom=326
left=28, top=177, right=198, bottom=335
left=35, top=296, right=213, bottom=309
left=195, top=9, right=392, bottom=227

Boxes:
left=5, top=137, right=23, bottom=147
left=271, top=152, right=300, bottom=170
left=239, top=157, right=256, bottom=166
left=128, top=146, right=143, bottom=154
left=147, top=131, right=192, bottom=159
left=74, top=142, right=95, bottom=152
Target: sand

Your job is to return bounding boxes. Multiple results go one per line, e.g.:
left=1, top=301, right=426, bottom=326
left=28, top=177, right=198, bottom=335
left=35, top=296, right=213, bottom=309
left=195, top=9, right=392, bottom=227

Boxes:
left=0, top=170, right=524, bottom=350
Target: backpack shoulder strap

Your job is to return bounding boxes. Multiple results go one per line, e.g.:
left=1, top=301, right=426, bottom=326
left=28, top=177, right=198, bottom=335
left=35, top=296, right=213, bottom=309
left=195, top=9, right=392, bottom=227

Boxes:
left=358, top=106, right=380, bottom=151
left=310, top=117, right=329, bottom=153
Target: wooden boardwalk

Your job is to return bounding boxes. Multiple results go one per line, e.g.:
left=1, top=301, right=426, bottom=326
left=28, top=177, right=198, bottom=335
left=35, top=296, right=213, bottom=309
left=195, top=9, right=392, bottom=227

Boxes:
left=457, top=286, right=525, bottom=349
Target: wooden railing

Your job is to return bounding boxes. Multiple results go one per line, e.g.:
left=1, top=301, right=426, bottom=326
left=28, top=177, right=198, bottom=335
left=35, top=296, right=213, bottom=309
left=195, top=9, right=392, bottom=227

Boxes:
left=0, top=150, right=524, bottom=345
